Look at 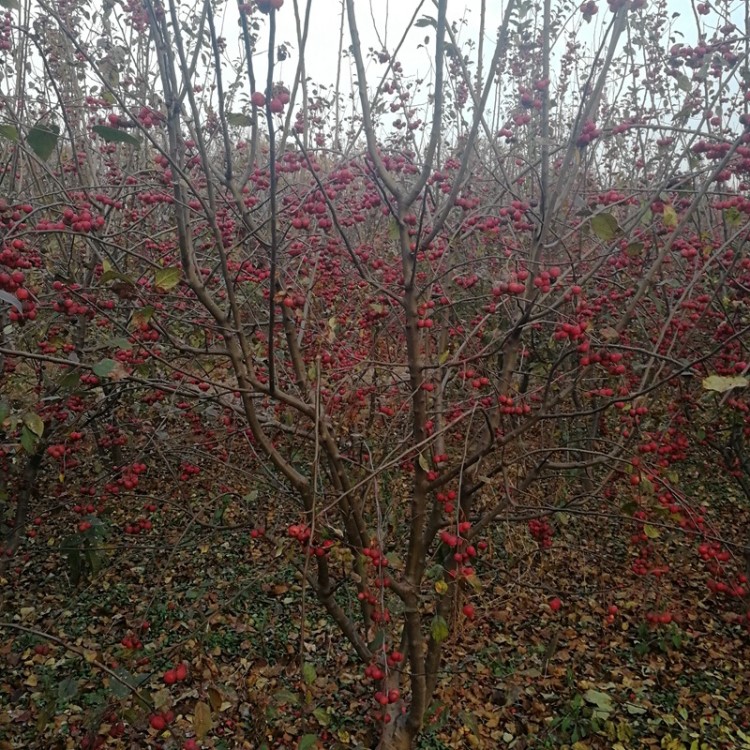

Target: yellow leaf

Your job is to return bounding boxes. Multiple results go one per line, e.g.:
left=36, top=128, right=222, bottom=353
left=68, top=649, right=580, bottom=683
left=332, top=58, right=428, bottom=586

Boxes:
left=702, top=374, right=749, bottom=393
left=662, top=204, right=678, bottom=228
left=194, top=701, right=212, bottom=740
left=435, top=580, right=448, bottom=595
left=25, top=674, right=38, bottom=687
left=599, top=326, right=620, bottom=343
left=207, top=686, right=222, bottom=712
left=152, top=688, right=171, bottom=709
left=154, top=266, right=181, bottom=291
left=22, top=412, right=44, bottom=437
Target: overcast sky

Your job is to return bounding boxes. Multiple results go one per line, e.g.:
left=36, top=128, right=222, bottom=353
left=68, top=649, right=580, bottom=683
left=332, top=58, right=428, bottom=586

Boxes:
left=228, top=0, right=746, bottom=97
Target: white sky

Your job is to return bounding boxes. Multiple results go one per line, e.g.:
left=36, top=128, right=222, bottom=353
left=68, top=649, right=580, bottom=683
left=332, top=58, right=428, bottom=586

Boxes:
left=236, top=0, right=746, bottom=97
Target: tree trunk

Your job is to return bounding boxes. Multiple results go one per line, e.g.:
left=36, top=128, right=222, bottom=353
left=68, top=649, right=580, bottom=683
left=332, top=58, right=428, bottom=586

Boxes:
left=377, top=715, right=417, bottom=750
left=6, top=449, right=43, bottom=552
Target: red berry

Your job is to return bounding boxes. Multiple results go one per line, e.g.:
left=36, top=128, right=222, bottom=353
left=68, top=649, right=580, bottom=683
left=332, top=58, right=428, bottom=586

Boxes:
left=462, top=604, right=475, bottom=619
left=149, top=715, right=166, bottom=731
left=549, top=597, right=562, bottom=612
left=163, top=669, right=177, bottom=685
left=175, top=663, right=188, bottom=681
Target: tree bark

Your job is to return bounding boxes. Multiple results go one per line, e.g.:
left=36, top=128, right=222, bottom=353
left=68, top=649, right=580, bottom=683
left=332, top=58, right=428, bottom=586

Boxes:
left=377, top=715, right=418, bottom=750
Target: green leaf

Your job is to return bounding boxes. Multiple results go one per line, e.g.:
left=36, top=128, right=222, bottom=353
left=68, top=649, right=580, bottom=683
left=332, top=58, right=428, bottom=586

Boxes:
left=57, top=370, right=81, bottom=391
left=109, top=337, right=132, bottom=350
left=415, top=15, right=437, bottom=27
left=20, top=425, right=38, bottom=454
left=227, top=112, right=253, bottom=127
left=675, top=72, right=691, bottom=92
left=368, top=629, right=386, bottom=650
left=272, top=689, right=299, bottom=706
left=93, top=359, right=117, bottom=378
left=108, top=667, right=136, bottom=699
left=725, top=206, right=741, bottom=227
left=431, top=615, right=449, bottom=644
left=459, top=710, right=480, bottom=737
left=590, top=213, right=621, bottom=241
left=23, top=412, right=44, bottom=437
left=62, top=536, right=82, bottom=585
left=26, top=124, right=59, bottom=161
left=297, top=734, right=319, bottom=750
left=85, top=547, right=102, bottom=576
left=0, top=289, right=22, bottom=312
left=643, top=524, right=660, bottom=539
left=625, top=703, right=646, bottom=716
left=154, top=266, right=181, bottom=291
left=302, top=662, right=317, bottom=685
left=625, top=242, right=643, bottom=258
left=100, top=269, right=136, bottom=285
left=58, top=677, right=79, bottom=702
left=583, top=688, right=613, bottom=718
left=702, top=374, right=748, bottom=393
left=0, top=123, right=19, bottom=141
left=91, top=125, right=141, bottom=147
left=312, top=707, right=330, bottom=726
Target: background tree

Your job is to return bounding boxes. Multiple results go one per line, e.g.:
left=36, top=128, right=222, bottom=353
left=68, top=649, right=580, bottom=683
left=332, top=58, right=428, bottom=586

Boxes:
left=1, top=0, right=750, bottom=748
